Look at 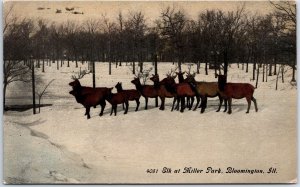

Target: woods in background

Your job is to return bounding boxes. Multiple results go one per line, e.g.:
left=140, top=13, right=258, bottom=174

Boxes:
left=3, top=2, right=296, bottom=111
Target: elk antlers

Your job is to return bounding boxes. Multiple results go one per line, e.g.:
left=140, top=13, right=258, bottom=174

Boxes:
left=71, top=68, right=91, bottom=80
left=166, top=65, right=178, bottom=79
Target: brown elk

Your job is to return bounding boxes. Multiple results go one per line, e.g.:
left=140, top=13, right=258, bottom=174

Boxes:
left=131, top=75, right=159, bottom=110
left=105, top=89, right=129, bottom=116
left=149, top=74, right=176, bottom=110
left=69, top=69, right=111, bottom=118
left=69, top=88, right=112, bottom=119
left=160, top=75, right=197, bottom=113
left=115, top=82, right=141, bottom=111
left=180, top=70, right=227, bottom=113
left=217, top=74, right=258, bottom=114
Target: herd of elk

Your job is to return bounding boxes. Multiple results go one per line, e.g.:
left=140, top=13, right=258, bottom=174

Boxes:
left=69, top=69, right=258, bottom=119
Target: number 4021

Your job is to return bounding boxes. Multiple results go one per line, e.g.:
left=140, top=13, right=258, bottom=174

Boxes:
left=146, top=169, right=158, bottom=173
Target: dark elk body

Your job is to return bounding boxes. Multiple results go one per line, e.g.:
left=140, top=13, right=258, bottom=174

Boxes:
left=160, top=76, right=196, bottom=113
left=131, top=77, right=159, bottom=110
left=115, top=82, right=141, bottom=111
left=188, top=81, right=226, bottom=113
left=217, top=74, right=258, bottom=114
left=149, top=74, right=175, bottom=110
left=69, top=78, right=111, bottom=119
left=105, top=89, right=129, bottom=116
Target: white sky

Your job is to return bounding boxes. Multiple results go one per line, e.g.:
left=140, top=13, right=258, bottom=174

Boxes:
left=4, top=1, right=276, bottom=25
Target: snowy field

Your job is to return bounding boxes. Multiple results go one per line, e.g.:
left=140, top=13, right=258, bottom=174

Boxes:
left=3, top=62, right=297, bottom=183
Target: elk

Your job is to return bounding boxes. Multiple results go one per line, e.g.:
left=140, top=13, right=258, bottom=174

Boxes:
left=182, top=70, right=225, bottom=113
left=217, top=74, right=258, bottom=114
left=160, top=75, right=197, bottom=113
left=175, top=71, right=197, bottom=110
left=131, top=74, right=159, bottom=110
left=105, top=89, right=129, bottom=116
left=115, top=82, right=141, bottom=111
left=69, top=88, right=112, bottom=119
left=69, top=69, right=111, bottom=119
left=149, top=74, right=176, bottom=110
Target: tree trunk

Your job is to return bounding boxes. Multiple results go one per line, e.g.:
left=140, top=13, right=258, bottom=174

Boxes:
left=281, top=65, right=284, bottom=83
left=37, top=59, right=40, bottom=68
left=223, top=51, right=228, bottom=75
left=3, top=82, right=7, bottom=110
left=291, top=63, right=296, bottom=82
left=252, top=62, right=256, bottom=80
left=268, top=63, right=272, bottom=76
left=178, top=61, right=182, bottom=72
left=265, top=64, right=268, bottom=82
left=197, top=61, right=200, bottom=74
left=154, top=54, right=158, bottom=75
left=93, top=61, right=96, bottom=88
left=262, top=64, right=265, bottom=82
left=75, top=55, right=78, bottom=68
left=139, top=62, right=143, bottom=73
left=109, top=61, right=112, bottom=75
left=32, top=60, right=36, bottom=114
left=38, top=97, right=41, bottom=113
left=57, top=60, right=59, bottom=70
left=255, top=67, right=259, bottom=88
left=133, top=61, right=135, bottom=74
left=205, top=61, right=208, bottom=75
left=42, top=59, right=45, bottom=73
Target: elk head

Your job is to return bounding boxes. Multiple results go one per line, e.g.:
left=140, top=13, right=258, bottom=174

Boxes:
left=150, top=74, right=159, bottom=83
left=69, top=69, right=91, bottom=89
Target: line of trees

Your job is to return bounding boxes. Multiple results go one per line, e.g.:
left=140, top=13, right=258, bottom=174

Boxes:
left=3, top=2, right=296, bottom=111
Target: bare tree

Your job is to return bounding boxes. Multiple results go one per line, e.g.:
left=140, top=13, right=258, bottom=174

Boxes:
left=3, top=18, right=34, bottom=110
left=158, top=6, right=187, bottom=72
left=84, top=19, right=100, bottom=88
left=35, top=79, right=55, bottom=113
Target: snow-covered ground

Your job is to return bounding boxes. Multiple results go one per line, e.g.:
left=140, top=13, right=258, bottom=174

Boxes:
left=3, top=62, right=297, bottom=183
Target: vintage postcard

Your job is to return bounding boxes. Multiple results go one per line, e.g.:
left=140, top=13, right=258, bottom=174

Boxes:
left=3, top=0, right=297, bottom=184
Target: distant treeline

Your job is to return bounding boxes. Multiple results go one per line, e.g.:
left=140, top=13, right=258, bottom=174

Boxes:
left=4, top=2, right=296, bottom=77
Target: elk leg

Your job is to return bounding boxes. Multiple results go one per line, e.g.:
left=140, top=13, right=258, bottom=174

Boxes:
left=246, top=97, right=251, bottom=113
left=171, top=97, right=176, bottom=111
left=86, top=107, right=91, bottom=119
left=110, top=106, right=113, bottom=116
left=114, top=105, right=117, bottom=116
left=124, top=101, right=129, bottom=114
left=189, top=96, right=194, bottom=110
left=122, top=103, right=125, bottom=110
left=199, top=96, right=204, bottom=108
left=145, top=97, right=148, bottom=110
left=135, top=99, right=140, bottom=111
left=180, top=97, right=185, bottom=113
left=193, top=96, right=200, bottom=111
left=227, top=98, right=232, bottom=114
left=216, top=96, right=223, bottom=112
left=99, top=100, right=106, bottom=116
left=159, top=96, right=165, bottom=110
left=176, top=98, right=180, bottom=111
left=252, top=97, right=258, bottom=112
left=200, top=97, right=207, bottom=113
left=223, top=99, right=227, bottom=112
